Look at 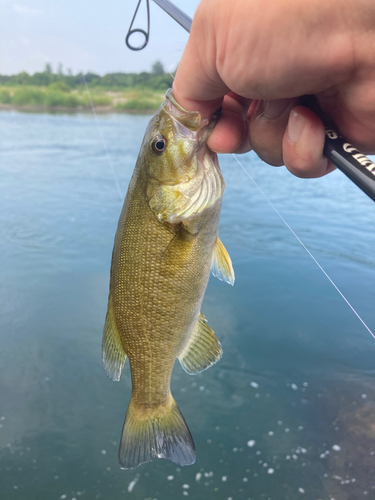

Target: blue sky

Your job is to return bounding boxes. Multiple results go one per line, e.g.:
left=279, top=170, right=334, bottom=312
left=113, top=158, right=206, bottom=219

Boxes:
left=0, top=0, right=200, bottom=75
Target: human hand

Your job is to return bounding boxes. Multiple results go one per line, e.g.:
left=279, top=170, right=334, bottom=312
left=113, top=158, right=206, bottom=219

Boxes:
left=173, top=0, right=375, bottom=178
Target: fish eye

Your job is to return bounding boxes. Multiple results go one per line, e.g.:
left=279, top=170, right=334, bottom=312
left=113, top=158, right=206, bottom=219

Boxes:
left=151, top=136, right=167, bottom=155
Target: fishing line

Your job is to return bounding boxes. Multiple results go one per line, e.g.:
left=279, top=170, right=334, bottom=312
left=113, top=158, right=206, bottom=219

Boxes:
left=146, top=46, right=375, bottom=340
left=232, top=153, right=375, bottom=340
left=82, top=74, right=124, bottom=201
left=126, top=0, right=374, bottom=338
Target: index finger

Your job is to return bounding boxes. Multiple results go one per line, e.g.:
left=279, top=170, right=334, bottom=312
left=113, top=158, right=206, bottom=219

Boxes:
left=207, top=92, right=253, bottom=153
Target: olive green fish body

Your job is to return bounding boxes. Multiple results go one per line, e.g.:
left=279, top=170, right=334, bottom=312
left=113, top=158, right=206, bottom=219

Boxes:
left=113, top=169, right=222, bottom=398
left=102, top=90, right=234, bottom=469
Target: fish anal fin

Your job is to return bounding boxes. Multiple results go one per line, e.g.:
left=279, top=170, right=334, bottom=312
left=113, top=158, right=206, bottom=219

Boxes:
left=178, top=313, right=222, bottom=375
left=118, top=395, right=195, bottom=469
left=102, top=297, right=127, bottom=381
left=211, top=236, right=235, bottom=285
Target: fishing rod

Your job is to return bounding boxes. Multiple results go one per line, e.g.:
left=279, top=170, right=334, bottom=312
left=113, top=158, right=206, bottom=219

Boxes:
left=126, top=0, right=375, bottom=203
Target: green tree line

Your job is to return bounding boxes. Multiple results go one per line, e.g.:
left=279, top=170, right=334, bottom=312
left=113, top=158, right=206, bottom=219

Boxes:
left=0, top=61, right=174, bottom=91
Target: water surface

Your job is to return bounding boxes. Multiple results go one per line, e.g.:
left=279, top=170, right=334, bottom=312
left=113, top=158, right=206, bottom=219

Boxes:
left=1, top=110, right=375, bottom=500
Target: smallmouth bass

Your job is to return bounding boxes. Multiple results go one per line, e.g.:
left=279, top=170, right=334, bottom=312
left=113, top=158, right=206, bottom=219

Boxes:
left=102, top=89, right=234, bottom=469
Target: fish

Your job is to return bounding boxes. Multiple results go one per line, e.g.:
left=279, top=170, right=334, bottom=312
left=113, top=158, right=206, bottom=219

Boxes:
left=102, top=89, right=234, bottom=469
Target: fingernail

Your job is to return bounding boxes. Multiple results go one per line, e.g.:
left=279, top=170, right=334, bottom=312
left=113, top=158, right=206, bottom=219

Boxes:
left=263, top=99, right=290, bottom=120
left=287, top=110, right=307, bottom=143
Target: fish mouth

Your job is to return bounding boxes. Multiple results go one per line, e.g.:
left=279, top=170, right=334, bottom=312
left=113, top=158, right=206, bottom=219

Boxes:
left=164, top=88, right=221, bottom=183
left=165, top=89, right=220, bottom=145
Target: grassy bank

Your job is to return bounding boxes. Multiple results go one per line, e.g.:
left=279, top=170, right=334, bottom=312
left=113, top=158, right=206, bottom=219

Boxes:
left=0, top=84, right=165, bottom=113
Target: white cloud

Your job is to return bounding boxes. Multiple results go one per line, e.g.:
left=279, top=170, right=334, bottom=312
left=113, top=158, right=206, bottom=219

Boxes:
left=13, top=4, right=42, bottom=15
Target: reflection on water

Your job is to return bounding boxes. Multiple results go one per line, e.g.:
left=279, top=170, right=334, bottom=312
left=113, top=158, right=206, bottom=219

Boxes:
left=1, top=110, right=375, bottom=499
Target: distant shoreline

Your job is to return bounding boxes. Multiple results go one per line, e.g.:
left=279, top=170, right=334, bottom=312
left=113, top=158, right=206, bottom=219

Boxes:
left=0, top=85, right=165, bottom=114
left=0, top=69, right=172, bottom=113
left=0, top=103, right=157, bottom=115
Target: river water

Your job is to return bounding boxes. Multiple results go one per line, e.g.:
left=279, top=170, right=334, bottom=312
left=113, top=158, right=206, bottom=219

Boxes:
left=1, top=109, right=375, bottom=500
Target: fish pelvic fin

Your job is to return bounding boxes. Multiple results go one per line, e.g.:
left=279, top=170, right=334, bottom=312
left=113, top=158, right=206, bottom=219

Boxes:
left=178, top=313, right=222, bottom=375
left=118, top=395, right=195, bottom=469
left=102, top=297, right=127, bottom=381
left=211, top=236, right=235, bottom=285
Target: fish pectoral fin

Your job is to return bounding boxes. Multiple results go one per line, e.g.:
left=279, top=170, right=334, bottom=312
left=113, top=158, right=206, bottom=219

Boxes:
left=178, top=313, right=222, bottom=375
left=211, top=236, right=235, bottom=285
left=102, top=298, right=127, bottom=381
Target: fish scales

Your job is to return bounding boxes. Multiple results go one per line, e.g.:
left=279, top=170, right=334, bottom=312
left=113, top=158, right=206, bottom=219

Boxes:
left=102, top=89, right=234, bottom=469
left=114, top=174, right=218, bottom=403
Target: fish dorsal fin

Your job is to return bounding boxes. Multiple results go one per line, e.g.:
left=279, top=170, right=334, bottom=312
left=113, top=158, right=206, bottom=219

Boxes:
left=102, top=298, right=127, bottom=381
left=211, top=236, right=235, bottom=285
left=178, top=313, right=222, bottom=375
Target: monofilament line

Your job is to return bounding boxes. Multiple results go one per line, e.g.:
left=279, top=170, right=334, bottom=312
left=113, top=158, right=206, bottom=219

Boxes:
left=82, top=74, right=123, bottom=201
left=232, top=153, right=375, bottom=340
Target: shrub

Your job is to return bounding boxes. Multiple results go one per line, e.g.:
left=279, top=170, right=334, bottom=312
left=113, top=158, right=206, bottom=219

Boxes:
left=11, top=88, right=45, bottom=105
left=0, top=89, right=11, bottom=104
left=30, top=72, right=51, bottom=86
left=44, top=91, right=79, bottom=107
left=48, top=81, right=71, bottom=93
left=15, top=72, right=31, bottom=85
left=117, top=97, right=162, bottom=111
left=89, top=94, right=112, bottom=106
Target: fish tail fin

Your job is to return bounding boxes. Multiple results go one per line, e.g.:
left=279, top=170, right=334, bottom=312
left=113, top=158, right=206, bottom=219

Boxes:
left=118, top=395, right=195, bottom=469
